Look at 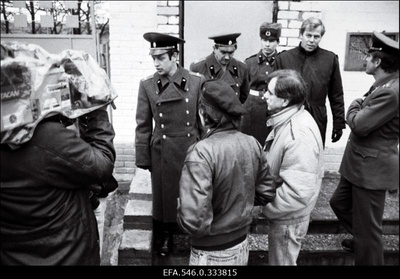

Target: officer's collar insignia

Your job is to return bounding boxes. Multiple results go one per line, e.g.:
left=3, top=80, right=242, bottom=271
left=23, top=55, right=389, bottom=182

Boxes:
left=228, top=40, right=232, bottom=45
left=266, top=31, right=271, bottom=36
left=152, top=42, right=155, bottom=48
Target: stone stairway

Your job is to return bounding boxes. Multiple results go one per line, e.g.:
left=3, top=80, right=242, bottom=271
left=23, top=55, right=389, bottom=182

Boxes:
left=118, top=169, right=399, bottom=266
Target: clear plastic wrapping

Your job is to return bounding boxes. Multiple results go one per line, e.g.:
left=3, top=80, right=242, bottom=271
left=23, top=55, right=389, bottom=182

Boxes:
left=1, top=41, right=117, bottom=145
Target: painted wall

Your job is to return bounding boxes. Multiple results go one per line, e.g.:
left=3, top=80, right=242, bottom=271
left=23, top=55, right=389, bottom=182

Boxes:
left=183, top=1, right=274, bottom=66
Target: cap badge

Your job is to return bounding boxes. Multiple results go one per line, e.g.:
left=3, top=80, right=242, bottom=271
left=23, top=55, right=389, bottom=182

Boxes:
left=266, top=31, right=271, bottom=36
left=152, top=42, right=155, bottom=47
left=228, top=40, right=232, bottom=45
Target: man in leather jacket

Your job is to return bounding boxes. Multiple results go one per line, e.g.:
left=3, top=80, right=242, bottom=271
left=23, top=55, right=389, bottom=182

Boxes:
left=177, top=80, right=276, bottom=265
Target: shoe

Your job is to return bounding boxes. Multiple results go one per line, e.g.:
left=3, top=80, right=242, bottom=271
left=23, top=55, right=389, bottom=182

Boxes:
left=341, top=238, right=354, bottom=252
left=159, top=234, right=173, bottom=257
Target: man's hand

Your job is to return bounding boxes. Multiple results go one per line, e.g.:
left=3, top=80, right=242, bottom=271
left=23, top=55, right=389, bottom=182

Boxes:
left=331, top=129, right=343, bottom=143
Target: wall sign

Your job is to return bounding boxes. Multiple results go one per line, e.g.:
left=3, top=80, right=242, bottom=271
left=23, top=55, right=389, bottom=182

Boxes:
left=344, top=32, right=399, bottom=71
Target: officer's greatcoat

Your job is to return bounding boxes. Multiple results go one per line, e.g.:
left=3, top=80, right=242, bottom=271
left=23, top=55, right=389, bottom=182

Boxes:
left=340, top=73, right=399, bottom=191
left=190, top=53, right=249, bottom=104
left=241, top=50, right=278, bottom=144
left=135, top=65, right=204, bottom=223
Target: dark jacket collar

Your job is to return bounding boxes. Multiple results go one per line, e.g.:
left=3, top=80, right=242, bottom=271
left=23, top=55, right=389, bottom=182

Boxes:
left=297, top=42, right=320, bottom=56
left=372, top=72, right=399, bottom=88
left=154, top=64, right=190, bottom=93
left=257, top=49, right=277, bottom=64
left=205, top=53, right=239, bottom=77
left=204, top=123, right=237, bottom=139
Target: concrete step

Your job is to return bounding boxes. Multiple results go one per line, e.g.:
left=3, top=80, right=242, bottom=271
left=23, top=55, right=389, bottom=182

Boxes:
left=119, top=233, right=399, bottom=266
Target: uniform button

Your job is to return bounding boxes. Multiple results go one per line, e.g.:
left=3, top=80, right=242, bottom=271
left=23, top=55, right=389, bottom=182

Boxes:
left=266, top=62, right=269, bottom=66
left=159, top=113, right=163, bottom=117
left=187, top=122, right=190, bottom=126
left=261, top=96, right=265, bottom=100
left=186, top=110, right=189, bottom=114
left=161, top=124, right=165, bottom=129
left=187, top=133, right=190, bottom=137
left=185, top=98, right=189, bottom=102
left=156, top=91, right=159, bottom=94
left=235, top=92, right=238, bottom=96
left=236, top=83, right=239, bottom=87
left=186, top=89, right=189, bottom=92
left=265, top=71, right=269, bottom=75
left=163, top=135, right=166, bottom=139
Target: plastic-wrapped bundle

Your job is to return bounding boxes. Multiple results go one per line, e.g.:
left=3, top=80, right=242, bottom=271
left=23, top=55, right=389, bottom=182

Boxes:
left=1, top=42, right=117, bottom=146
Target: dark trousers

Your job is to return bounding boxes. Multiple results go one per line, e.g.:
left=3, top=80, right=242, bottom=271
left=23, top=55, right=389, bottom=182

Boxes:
left=329, top=176, right=386, bottom=265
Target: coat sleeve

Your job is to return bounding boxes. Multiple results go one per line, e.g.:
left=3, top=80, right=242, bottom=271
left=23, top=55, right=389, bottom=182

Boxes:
left=255, top=150, right=276, bottom=206
left=135, top=80, right=153, bottom=168
left=346, top=89, right=399, bottom=137
left=239, top=66, right=250, bottom=104
left=328, top=55, right=346, bottom=130
left=177, top=146, right=214, bottom=238
left=41, top=108, right=116, bottom=189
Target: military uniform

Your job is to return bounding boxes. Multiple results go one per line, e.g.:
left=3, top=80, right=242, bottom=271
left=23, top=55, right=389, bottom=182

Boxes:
left=189, top=33, right=249, bottom=104
left=330, top=31, right=399, bottom=265
left=135, top=32, right=205, bottom=256
left=241, top=23, right=282, bottom=144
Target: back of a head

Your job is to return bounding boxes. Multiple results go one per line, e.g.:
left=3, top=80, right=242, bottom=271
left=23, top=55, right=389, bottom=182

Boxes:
left=267, top=69, right=307, bottom=107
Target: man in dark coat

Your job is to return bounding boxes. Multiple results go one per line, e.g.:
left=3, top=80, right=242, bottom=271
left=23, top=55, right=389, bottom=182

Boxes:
left=274, top=17, right=345, bottom=146
left=330, top=31, right=399, bottom=265
left=135, top=32, right=205, bottom=257
left=241, top=22, right=282, bottom=144
left=0, top=107, right=116, bottom=265
left=190, top=33, right=249, bottom=104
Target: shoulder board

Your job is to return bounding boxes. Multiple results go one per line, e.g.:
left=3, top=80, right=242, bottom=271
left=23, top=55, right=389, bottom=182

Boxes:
left=189, top=71, right=203, bottom=77
left=245, top=54, right=257, bottom=61
left=235, top=59, right=246, bottom=65
left=141, top=74, right=154, bottom=82
left=382, top=78, right=398, bottom=88
left=192, top=57, right=206, bottom=64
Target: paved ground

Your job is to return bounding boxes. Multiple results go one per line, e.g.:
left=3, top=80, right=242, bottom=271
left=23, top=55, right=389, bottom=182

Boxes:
left=101, top=173, right=399, bottom=265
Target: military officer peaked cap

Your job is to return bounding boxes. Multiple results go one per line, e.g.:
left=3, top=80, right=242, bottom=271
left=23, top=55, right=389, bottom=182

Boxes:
left=143, top=32, right=185, bottom=56
left=368, top=30, right=399, bottom=56
left=260, top=22, right=282, bottom=41
left=209, top=33, right=241, bottom=47
left=201, top=80, right=247, bottom=117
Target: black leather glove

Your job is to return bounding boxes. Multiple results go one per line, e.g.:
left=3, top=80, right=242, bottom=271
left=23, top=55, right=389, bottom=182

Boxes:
left=331, top=129, right=343, bottom=143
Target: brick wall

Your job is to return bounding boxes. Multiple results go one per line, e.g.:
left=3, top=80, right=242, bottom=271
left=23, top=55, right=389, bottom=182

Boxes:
left=109, top=1, right=398, bottom=179
left=109, top=1, right=180, bottom=181
left=277, top=1, right=322, bottom=50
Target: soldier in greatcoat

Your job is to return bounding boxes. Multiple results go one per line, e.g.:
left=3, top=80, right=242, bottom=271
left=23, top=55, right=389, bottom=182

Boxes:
left=189, top=33, right=249, bottom=104
left=135, top=32, right=205, bottom=257
left=241, top=22, right=282, bottom=144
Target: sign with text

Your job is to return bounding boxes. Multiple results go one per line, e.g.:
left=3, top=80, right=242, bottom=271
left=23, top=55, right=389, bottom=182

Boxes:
left=344, top=32, right=398, bottom=71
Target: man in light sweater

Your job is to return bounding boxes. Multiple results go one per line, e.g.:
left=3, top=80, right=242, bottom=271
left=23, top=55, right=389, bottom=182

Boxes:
left=262, top=69, right=324, bottom=265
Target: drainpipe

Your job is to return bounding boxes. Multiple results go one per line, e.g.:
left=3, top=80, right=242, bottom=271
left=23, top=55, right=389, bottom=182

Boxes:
left=272, top=0, right=279, bottom=23
left=179, top=0, right=185, bottom=67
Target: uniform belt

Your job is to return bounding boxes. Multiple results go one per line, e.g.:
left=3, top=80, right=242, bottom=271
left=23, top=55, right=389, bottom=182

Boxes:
left=249, top=90, right=262, bottom=97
